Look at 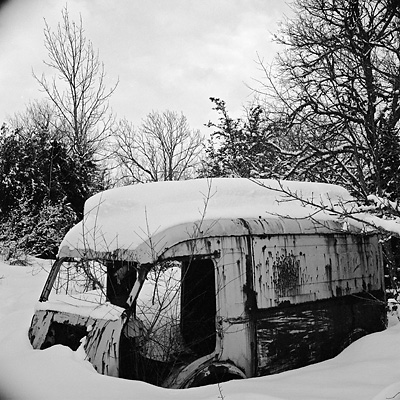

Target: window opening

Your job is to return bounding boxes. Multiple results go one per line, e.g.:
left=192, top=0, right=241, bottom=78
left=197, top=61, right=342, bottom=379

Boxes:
left=181, top=258, right=216, bottom=356
left=120, top=257, right=217, bottom=384
left=135, top=261, right=183, bottom=362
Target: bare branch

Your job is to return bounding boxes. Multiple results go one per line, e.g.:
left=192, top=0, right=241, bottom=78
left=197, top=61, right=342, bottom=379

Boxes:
left=112, top=111, right=205, bottom=184
left=33, top=6, right=118, bottom=162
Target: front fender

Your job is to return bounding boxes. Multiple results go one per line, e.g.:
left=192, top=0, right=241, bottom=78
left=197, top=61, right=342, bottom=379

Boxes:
left=84, top=317, right=124, bottom=377
left=29, top=309, right=93, bottom=350
left=29, top=300, right=125, bottom=378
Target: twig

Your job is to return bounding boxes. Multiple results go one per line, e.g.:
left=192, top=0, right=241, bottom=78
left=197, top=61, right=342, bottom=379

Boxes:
left=217, top=382, right=225, bottom=400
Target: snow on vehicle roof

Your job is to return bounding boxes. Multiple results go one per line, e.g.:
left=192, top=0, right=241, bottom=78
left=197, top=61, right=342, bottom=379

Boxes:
left=57, top=178, right=371, bottom=263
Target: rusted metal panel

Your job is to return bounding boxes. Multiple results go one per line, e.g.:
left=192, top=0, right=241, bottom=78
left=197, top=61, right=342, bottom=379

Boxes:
left=252, top=233, right=383, bottom=308
left=84, top=318, right=124, bottom=377
left=121, top=230, right=385, bottom=384
left=29, top=307, right=124, bottom=378
left=29, top=309, right=93, bottom=350
left=250, top=232, right=385, bottom=376
left=212, top=235, right=254, bottom=377
left=255, top=291, right=386, bottom=376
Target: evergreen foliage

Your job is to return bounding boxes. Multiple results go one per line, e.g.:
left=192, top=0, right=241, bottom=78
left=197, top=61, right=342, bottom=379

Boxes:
left=0, top=6, right=116, bottom=259
left=0, top=118, right=103, bottom=258
left=205, top=98, right=288, bottom=178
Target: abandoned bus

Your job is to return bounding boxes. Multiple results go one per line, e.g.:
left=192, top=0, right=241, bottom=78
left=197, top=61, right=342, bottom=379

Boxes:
left=28, top=178, right=387, bottom=388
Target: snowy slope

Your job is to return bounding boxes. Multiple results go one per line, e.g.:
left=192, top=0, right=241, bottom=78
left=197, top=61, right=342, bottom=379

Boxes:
left=1, top=259, right=400, bottom=400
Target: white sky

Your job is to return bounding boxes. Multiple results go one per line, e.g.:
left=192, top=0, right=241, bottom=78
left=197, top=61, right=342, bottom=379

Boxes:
left=0, top=0, right=291, bottom=133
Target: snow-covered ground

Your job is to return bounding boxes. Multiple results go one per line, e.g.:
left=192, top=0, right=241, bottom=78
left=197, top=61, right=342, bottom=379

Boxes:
left=1, top=258, right=400, bottom=400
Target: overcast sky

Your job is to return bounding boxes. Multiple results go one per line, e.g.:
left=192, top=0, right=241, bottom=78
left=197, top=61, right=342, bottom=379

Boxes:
left=0, top=0, right=291, bottom=134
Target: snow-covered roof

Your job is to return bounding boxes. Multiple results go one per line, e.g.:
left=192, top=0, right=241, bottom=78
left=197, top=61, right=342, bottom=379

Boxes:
left=57, top=178, right=374, bottom=264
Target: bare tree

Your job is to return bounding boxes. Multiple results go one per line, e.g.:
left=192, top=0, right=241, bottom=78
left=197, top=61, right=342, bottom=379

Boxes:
left=254, top=0, right=400, bottom=202
left=11, top=101, right=57, bottom=139
left=113, top=111, right=205, bottom=184
left=34, top=6, right=118, bottom=162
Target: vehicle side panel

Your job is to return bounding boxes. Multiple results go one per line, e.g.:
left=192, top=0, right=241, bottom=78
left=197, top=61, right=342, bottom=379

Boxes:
left=252, top=233, right=383, bottom=307
left=252, top=233, right=386, bottom=376
left=255, top=292, right=386, bottom=375
left=214, top=236, right=255, bottom=377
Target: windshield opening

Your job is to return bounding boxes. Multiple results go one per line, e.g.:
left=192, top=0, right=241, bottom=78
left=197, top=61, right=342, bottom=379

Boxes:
left=49, top=259, right=107, bottom=305
left=47, top=258, right=140, bottom=309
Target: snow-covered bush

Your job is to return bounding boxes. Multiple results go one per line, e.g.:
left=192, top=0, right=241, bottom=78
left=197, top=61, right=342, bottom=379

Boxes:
left=0, top=114, right=104, bottom=258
